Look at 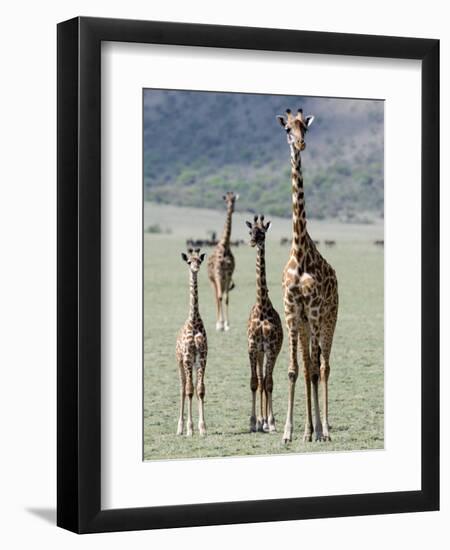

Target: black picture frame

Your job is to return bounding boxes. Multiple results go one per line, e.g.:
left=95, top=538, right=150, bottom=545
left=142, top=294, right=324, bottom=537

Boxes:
left=57, top=16, right=439, bottom=534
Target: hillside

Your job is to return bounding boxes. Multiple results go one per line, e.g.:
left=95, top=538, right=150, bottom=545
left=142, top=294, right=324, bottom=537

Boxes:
left=143, top=90, right=384, bottom=221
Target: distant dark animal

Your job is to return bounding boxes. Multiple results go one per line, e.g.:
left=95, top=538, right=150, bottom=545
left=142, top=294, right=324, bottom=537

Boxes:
left=324, top=240, right=336, bottom=247
left=280, top=237, right=290, bottom=246
left=230, top=239, right=245, bottom=247
left=186, top=238, right=206, bottom=248
left=374, top=240, right=384, bottom=247
left=205, top=239, right=218, bottom=247
left=187, top=237, right=218, bottom=248
left=205, top=232, right=219, bottom=246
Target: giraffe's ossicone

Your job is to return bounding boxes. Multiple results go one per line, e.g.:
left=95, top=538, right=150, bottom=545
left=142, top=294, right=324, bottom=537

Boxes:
left=176, top=248, right=208, bottom=437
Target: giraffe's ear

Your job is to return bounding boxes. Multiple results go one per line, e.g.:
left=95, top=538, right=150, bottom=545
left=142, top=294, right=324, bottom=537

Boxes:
left=222, top=195, right=226, bottom=201
left=181, top=253, right=188, bottom=262
left=245, top=221, right=252, bottom=229
left=199, top=253, right=206, bottom=262
left=305, top=115, right=315, bottom=128
left=234, top=193, right=239, bottom=201
left=276, top=115, right=286, bottom=127
left=265, top=221, right=272, bottom=231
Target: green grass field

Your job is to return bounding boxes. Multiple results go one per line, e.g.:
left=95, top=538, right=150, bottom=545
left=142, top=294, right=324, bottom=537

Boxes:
left=143, top=203, right=384, bottom=460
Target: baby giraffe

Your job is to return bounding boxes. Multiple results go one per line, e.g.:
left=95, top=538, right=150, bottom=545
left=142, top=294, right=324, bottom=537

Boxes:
left=176, top=248, right=208, bottom=437
left=246, top=216, right=283, bottom=432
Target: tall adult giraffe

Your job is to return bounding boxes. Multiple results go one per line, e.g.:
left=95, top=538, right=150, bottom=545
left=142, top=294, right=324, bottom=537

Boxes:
left=207, top=192, right=238, bottom=331
left=277, top=109, right=338, bottom=443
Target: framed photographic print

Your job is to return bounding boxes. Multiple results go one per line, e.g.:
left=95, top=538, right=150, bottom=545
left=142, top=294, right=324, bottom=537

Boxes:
left=57, top=17, right=439, bottom=533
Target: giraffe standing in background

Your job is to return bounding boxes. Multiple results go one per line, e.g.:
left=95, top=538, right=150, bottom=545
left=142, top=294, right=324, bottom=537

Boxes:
left=277, top=109, right=338, bottom=443
left=207, top=192, right=238, bottom=331
left=176, top=248, right=208, bottom=437
left=246, top=215, right=283, bottom=433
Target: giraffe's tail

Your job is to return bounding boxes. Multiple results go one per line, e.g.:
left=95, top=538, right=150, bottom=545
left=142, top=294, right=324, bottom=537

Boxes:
left=229, top=279, right=235, bottom=292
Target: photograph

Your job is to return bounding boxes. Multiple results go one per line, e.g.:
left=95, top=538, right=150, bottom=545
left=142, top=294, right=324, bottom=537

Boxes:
left=143, top=89, right=384, bottom=460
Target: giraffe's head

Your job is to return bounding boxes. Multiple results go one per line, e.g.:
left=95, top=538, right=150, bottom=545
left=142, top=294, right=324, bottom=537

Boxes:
left=181, top=248, right=206, bottom=273
left=222, top=191, right=239, bottom=212
left=276, top=109, right=315, bottom=151
left=245, top=215, right=272, bottom=248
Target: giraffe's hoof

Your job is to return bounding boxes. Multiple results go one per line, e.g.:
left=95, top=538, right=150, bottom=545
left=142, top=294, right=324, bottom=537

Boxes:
left=314, top=432, right=325, bottom=442
left=249, top=416, right=257, bottom=432
left=256, top=419, right=264, bottom=432
left=216, top=322, right=224, bottom=331
left=262, top=421, right=270, bottom=433
left=224, top=323, right=230, bottom=331
left=269, top=424, right=277, bottom=433
left=176, top=421, right=184, bottom=436
left=302, top=433, right=312, bottom=442
left=322, top=434, right=331, bottom=442
left=282, top=425, right=293, bottom=443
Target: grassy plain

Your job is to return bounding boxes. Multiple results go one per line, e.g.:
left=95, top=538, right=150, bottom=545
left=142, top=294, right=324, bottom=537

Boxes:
left=143, top=203, right=384, bottom=460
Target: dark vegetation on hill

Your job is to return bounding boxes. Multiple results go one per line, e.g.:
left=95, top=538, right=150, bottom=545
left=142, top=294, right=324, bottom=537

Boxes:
left=143, top=90, right=384, bottom=222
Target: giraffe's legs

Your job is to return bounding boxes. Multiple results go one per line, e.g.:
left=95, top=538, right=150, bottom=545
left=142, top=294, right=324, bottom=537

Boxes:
left=282, top=314, right=299, bottom=443
left=298, top=321, right=313, bottom=442
left=264, top=354, right=277, bottom=432
left=184, top=363, right=194, bottom=436
left=215, top=278, right=224, bottom=331
left=249, top=348, right=258, bottom=432
left=196, top=356, right=207, bottom=436
left=176, top=361, right=186, bottom=435
left=223, top=288, right=230, bottom=331
left=256, top=352, right=265, bottom=432
left=320, top=354, right=331, bottom=441
left=210, top=279, right=222, bottom=331
left=310, top=327, right=324, bottom=441
left=319, top=313, right=336, bottom=441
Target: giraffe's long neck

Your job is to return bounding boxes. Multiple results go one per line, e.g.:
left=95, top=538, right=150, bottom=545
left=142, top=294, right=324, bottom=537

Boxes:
left=220, top=207, right=233, bottom=247
left=290, top=146, right=307, bottom=265
left=256, top=243, right=269, bottom=306
left=188, top=271, right=199, bottom=322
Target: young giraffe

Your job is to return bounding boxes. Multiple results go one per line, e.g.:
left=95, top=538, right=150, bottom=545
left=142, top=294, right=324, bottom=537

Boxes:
left=207, top=192, right=239, bottom=331
left=176, top=248, right=208, bottom=436
left=277, top=108, right=338, bottom=443
left=246, top=215, right=283, bottom=433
